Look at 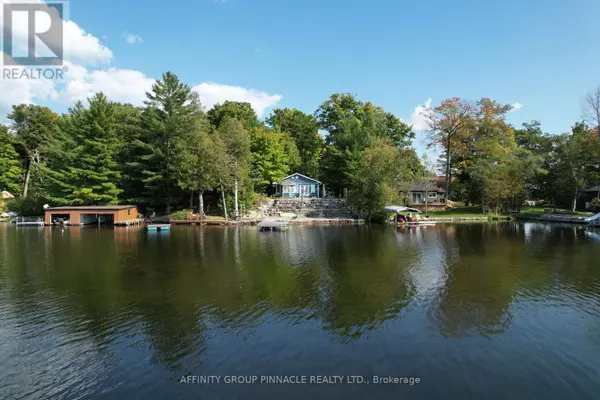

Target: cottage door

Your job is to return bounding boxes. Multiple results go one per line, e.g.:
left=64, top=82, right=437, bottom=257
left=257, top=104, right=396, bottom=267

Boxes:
left=301, top=185, right=309, bottom=197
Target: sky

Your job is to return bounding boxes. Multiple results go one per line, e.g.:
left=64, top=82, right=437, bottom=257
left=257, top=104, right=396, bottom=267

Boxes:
left=1, top=0, right=600, bottom=158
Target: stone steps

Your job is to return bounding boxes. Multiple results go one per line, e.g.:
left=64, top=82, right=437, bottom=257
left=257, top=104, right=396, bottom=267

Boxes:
left=263, top=198, right=356, bottom=219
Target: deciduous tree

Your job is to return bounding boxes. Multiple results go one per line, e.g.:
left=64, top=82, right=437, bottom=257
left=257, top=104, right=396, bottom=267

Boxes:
left=423, top=98, right=476, bottom=197
left=8, top=104, right=59, bottom=198
left=0, top=125, right=22, bottom=195
left=266, top=108, right=323, bottom=177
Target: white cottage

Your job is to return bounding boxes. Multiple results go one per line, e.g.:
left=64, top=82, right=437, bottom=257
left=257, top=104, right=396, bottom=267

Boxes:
left=274, top=173, right=322, bottom=198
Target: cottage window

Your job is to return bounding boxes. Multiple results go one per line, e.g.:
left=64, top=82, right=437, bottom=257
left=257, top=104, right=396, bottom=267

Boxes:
left=428, top=192, right=437, bottom=198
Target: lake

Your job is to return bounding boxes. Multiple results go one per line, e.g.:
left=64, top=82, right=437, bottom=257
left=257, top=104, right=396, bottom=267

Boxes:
left=1, top=223, right=600, bottom=399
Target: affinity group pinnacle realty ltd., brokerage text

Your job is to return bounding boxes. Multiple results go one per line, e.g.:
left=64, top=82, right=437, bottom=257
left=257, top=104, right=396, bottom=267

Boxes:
left=180, top=375, right=421, bottom=385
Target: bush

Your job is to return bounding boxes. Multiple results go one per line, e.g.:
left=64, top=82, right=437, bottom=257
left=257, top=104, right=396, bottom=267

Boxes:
left=6, top=195, right=47, bottom=217
left=217, top=188, right=255, bottom=217
left=592, top=197, right=600, bottom=212
left=253, top=192, right=269, bottom=207
left=170, top=209, right=192, bottom=220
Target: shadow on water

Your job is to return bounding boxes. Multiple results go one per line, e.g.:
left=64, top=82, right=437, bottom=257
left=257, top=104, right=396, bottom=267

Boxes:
left=1, top=222, right=600, bottom=399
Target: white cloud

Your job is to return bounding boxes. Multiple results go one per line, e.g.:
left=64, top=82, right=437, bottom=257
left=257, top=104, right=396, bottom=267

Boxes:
left=0, top=2, right=281, bottom=119
left=192, top=82, right=283, bottom=116
left=511, top=102, right=523, bottom=111
left=0, top=52, right=58, bottom=116
left=123, top=32, right=143, bottom=44
left=407, top=98, right=432, bottom=131
left=64, top=20, right=112, bottom=65
left=57, top=66, right=155, bottom=105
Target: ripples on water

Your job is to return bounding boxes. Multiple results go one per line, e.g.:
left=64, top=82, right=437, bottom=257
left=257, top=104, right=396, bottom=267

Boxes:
left=1, top=223, right=600, bottom=399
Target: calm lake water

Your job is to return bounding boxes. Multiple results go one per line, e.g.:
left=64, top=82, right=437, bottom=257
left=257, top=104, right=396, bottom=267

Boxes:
left=1, top=222, right=600, bottom=399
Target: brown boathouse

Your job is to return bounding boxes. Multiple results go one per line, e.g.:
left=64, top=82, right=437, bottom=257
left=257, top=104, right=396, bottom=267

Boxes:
left=44, top=205, right=139, bottom=226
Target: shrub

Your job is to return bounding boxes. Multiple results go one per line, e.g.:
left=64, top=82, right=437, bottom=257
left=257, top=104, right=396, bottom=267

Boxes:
left=6, top=195, right=47, bottom=217
left=170, top=209, right=192, bottom=220
left=592, top=197, right=600, bottom=212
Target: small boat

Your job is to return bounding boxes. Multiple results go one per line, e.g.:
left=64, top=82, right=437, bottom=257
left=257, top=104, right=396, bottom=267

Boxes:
left=397, top=220, right=437, bottom=226
left=257, top=220, right=290, bottom=232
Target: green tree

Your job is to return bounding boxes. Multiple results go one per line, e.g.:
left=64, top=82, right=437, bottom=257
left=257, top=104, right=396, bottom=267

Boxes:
left=8, top=104, right=59, bottom=198
left=208, top=101, right=259, bottom=130
left=215, top=117, right=251, bottom=217
left=514, top=121, right=552, bottom=201
left=266, top=108, right=323, bottom=177
left=250, top=126, right=300, bottom=193
left=0, top=125, right=23, bottom=195
left=315, top=93, right=414, bottom=148
left=113, top=103, right=145, bottom=204
left=51, top=94, right=122, bottom=205
left=423, top=98, right=477, bottom=197
left=465, top=99, right=543, bottom=213
left=347, top=138, right=421, bottom=222
left=173, top=120, right=217, bottom=217
left=551, top=122, right=600, bottom=211
left=137, top=72, right=204, bottom=212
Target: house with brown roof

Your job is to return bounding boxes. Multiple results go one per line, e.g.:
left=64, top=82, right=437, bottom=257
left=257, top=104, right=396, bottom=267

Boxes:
left=405, top=177, right=447, bottom=210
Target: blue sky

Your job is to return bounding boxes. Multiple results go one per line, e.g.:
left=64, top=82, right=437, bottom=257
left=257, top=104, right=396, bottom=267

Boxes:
left=2, top=0, right=600, bottom=156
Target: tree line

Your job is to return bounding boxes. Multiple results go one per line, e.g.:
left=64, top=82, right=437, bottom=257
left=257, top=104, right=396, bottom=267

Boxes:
left=0, top=72, right=420, bottom=219
left=424, top=97, right=600, bottom=213
left=1, top=72, right=599, bottom=220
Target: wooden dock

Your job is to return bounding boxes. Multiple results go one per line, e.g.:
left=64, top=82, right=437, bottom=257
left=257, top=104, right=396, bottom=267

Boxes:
left=169, top=219, right=229, bottom=226
left=15, top=220, right=45, bottom=227
left=114, top=219, right=144, bottom=226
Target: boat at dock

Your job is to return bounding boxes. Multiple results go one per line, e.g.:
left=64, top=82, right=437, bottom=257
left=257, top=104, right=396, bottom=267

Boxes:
left=397, top=221, right=437, bottom=226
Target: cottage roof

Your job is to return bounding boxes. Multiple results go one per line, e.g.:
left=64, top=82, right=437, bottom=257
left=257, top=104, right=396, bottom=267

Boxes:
left=280, top=173, right=321, bottom=185
left=411, top=178, right=446, bottom=193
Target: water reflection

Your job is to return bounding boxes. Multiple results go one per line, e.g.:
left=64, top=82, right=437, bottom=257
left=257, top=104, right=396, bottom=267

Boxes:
left=1, top=223, right=600, bottom=399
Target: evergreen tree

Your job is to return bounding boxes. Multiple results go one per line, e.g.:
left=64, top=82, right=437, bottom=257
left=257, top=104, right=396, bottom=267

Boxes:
left=52, top=94, right=122, bottom=205
left=137, top=72, right=203, bottom=212
left=113, top=103, right=145, bottom=204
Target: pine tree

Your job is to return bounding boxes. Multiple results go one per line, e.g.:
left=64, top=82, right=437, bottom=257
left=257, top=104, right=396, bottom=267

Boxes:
left=136, top=72, right=203, bottom=213
left=54, top=94, right=122, bottom=205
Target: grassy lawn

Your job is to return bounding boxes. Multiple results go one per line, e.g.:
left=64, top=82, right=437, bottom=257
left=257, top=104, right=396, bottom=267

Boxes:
left=519, top=206, right=593, bottom=217
left=424, top=206, right=485, bottom=218
left=422, top=205, right=595, bottom=218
